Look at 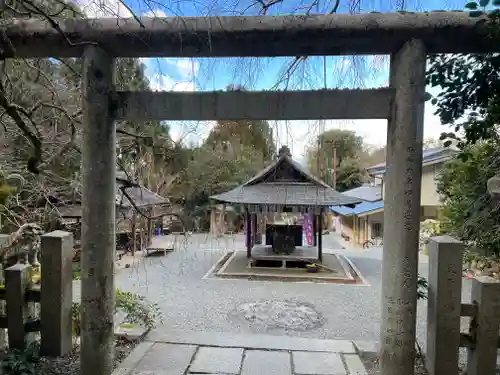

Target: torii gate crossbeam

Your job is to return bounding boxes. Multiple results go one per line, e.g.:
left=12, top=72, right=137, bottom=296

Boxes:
left=2, top=12, right=497, bottom=58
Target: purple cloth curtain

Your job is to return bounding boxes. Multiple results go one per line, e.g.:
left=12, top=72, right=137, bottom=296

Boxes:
left=304, top=213, right=313, bottom=246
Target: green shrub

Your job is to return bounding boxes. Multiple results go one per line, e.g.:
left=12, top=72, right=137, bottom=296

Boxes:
left=71, top=288, right=163, bottom=336
left=0, top=342, right=40, bottom=375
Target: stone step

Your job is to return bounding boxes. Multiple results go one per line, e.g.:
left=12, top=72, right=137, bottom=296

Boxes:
left=113, top=331, right=369, bottom=375
left=146, top=329, right=356, bottom=353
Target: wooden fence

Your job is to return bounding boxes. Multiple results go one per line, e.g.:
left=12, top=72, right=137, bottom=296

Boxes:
left=426, top=235, right=500, bottom=375
left=0, top=230, right=73, bottom=357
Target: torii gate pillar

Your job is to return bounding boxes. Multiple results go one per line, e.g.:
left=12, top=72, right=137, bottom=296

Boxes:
left=80, top=46, right=117, bottom=375
left=380, top=39, right=427, bottom=375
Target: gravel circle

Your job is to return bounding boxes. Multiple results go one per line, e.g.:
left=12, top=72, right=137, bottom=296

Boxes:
left=228, top=299, right=326, bottom=332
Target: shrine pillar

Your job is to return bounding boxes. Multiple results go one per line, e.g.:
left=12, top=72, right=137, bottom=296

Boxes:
left=245, top=207, right=252, bottom=257
left=317, top=210, right=323, bottom=262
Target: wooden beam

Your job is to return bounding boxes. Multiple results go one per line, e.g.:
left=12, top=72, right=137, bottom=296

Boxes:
left=2, top=12, right=495, bottom=58
left=115, top=88, right=393, bottom=121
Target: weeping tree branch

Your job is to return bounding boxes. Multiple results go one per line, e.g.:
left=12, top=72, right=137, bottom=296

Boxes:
left=272, top=0, right=341, bottom=90
left=0, top=78, right=43, bottom=174
left=255, top=0, right=284, bottom=14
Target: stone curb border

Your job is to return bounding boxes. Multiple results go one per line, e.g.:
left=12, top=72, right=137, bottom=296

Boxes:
left=204, top=250, right=371, bottom=287
left=353, top=340, right=379, bottom=362
left=111, top=341, right=154, bottom=375
left=216, top=251, right=358, bottom=283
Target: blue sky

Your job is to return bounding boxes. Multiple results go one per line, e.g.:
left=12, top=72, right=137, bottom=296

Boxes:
left=78, top=0, right=471, bottom=159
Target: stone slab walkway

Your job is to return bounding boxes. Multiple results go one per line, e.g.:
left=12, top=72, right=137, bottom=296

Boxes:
left=113, top=330, right=368, bottom=375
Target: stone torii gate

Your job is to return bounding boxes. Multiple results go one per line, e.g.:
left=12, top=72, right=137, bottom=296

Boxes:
left=2, top=11, right=497, bottom=375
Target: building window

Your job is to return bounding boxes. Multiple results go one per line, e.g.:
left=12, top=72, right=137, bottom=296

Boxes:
left=371, top=222, right=383, bottom=238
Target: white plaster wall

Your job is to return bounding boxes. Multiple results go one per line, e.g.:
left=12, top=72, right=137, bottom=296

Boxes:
left=420, top=164, right=442, bottom=206
left=381, top=162, right=444, bottom=207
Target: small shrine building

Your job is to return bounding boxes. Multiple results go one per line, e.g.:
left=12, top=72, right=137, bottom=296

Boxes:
left=210, top=146, right=361, bottom=262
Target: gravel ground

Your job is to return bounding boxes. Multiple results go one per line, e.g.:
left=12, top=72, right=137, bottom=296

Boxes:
left=361, top=353, right=429, bottom=375
left=115, top=233, right=474, bottom=365
left=25, top=339, right=138, bottom=375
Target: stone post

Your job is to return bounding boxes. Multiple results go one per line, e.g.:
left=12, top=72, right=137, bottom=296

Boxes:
left=466, top=276, right=500, bottom=375
left=40, top=230, right=74, bottom=357
left=426, top=236, right=463, bottom=375
left=5, top=264, right=30, bottom=350
left=487, top=174, right=500, bottom=199
left=380, top=39, right=426, bottom=375
left=81, top=45, right=116, bottom=375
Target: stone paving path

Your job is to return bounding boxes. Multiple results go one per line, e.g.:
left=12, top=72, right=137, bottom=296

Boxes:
left=113, top=330, right=367, bottom=375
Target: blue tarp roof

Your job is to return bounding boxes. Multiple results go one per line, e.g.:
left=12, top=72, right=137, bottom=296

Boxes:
left=330, top=200, right=384, bottom=216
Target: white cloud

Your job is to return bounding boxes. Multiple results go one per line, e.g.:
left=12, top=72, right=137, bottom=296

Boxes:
left=77, top=0, right=169, bottom=19
left=148, top=74, right=197, bottom=92
left=76, top=0, right=133, bottom=18
left=165, top=59, right=200, bottom=79
left=169, top=121, right=216, bottom=145
left=76, top=1, right=199, bottom=92
left=142, top=9, right=168, bottom=17
left=140, top=57, right=199, bottom=92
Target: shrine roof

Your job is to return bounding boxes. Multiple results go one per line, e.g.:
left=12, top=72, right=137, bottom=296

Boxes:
left=210, top=146, right=361, bottom=208
left=56, top=172, right=168, bottom=218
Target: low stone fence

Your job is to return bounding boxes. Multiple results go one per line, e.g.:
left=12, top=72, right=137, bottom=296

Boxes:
left=0, top=230, right=73, bottom=357
left=426, top=235, right=500, bottom=375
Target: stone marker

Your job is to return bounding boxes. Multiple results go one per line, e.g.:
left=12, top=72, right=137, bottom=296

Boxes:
left=40, top=230, right=74, bottom=357
left=5, top=264, right=29, bottom=350
left=487, top=174, right=500, bottom=198
left=466, top=276, right=500, bottom=375
left=426, top=236, right=463, bottom=375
